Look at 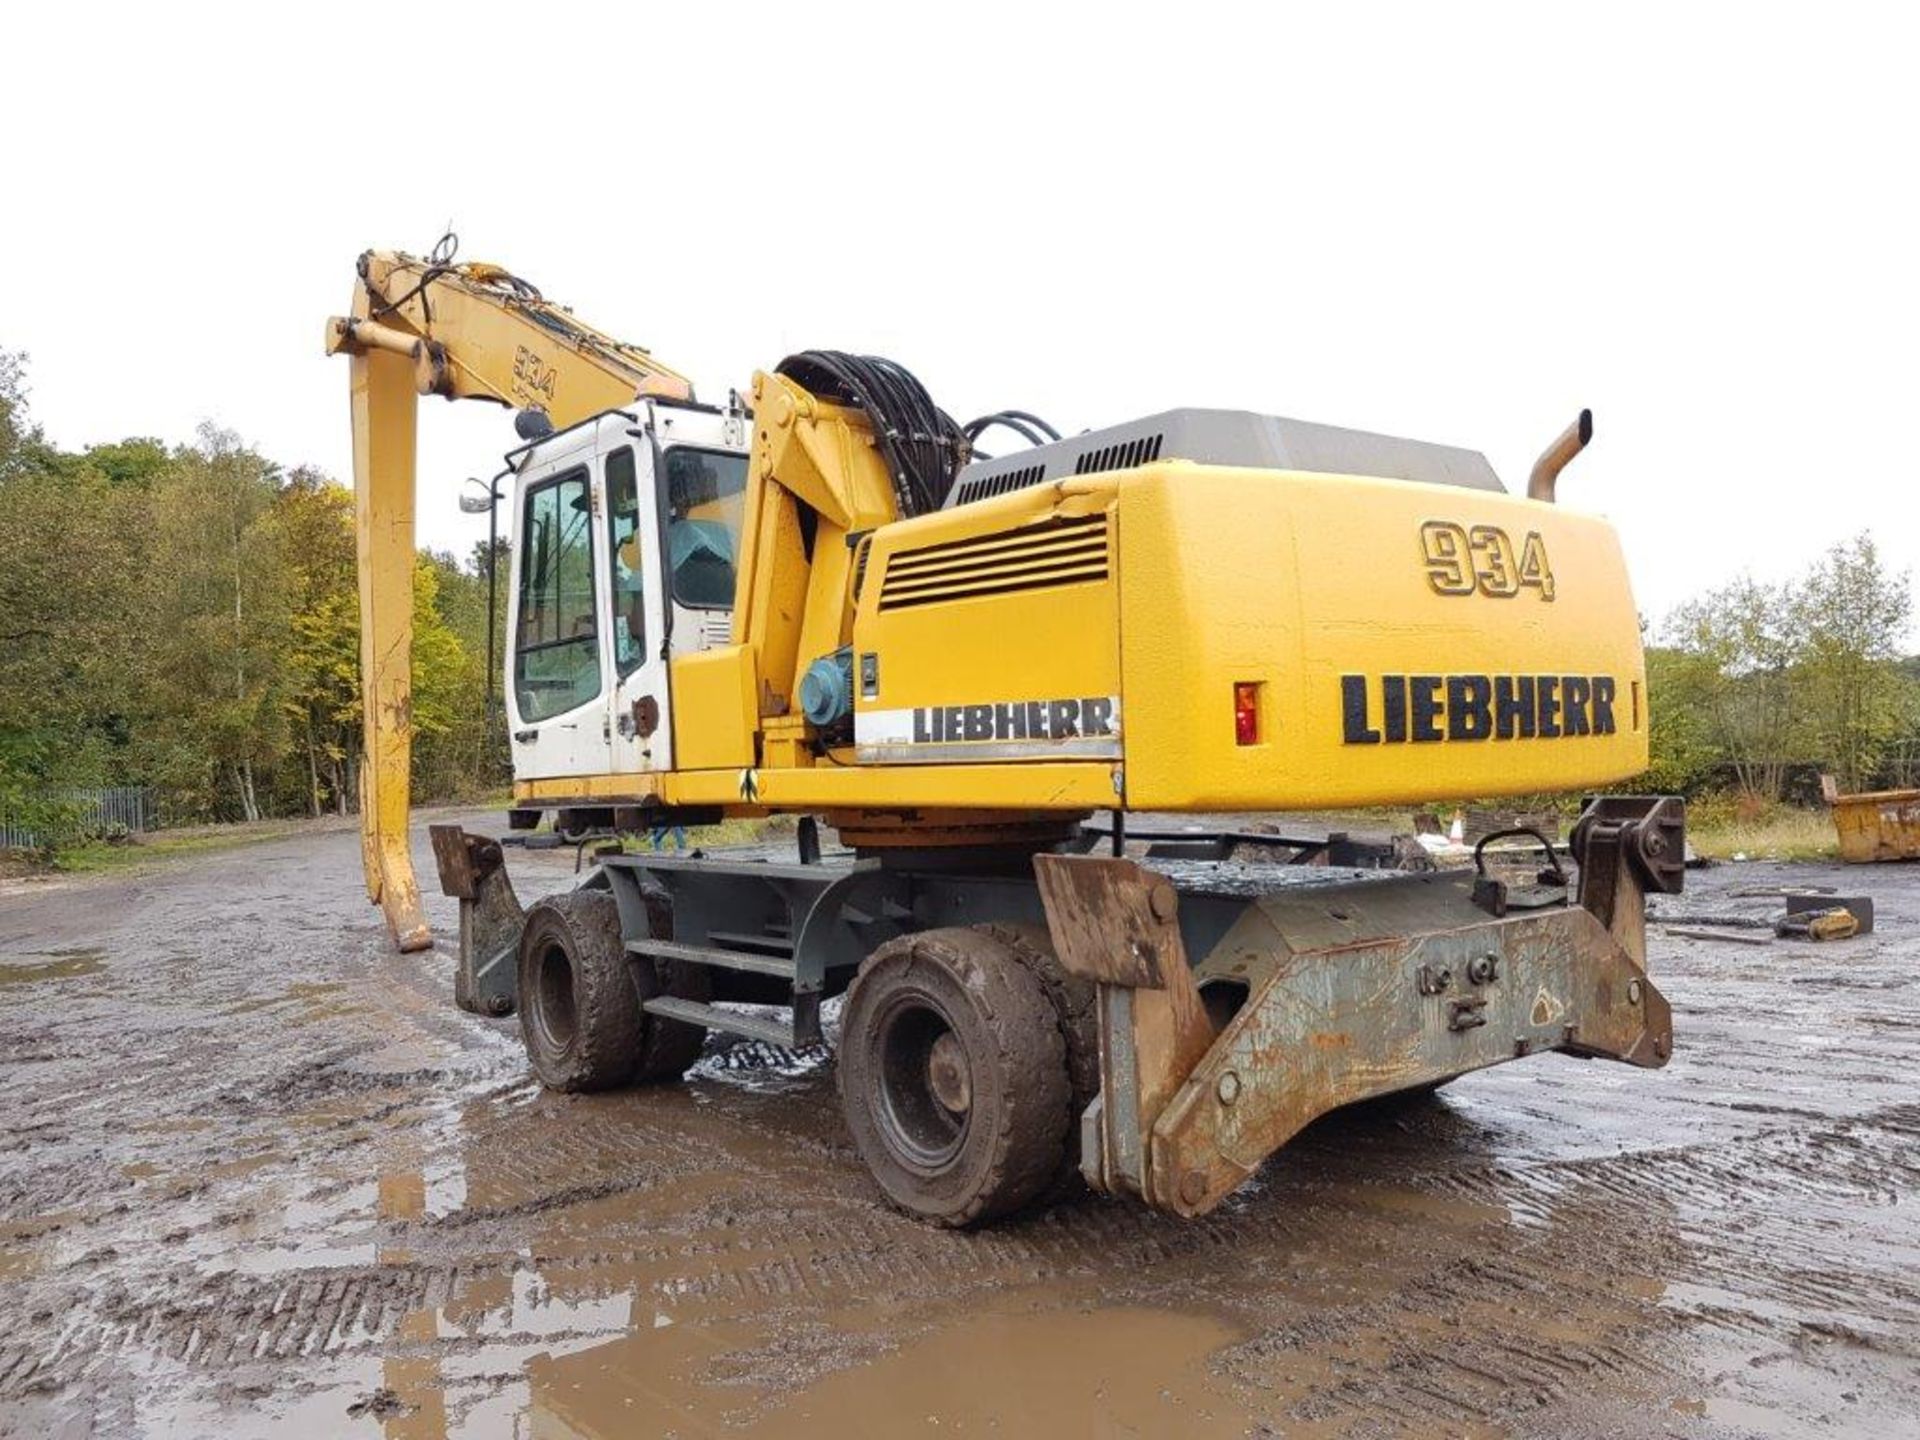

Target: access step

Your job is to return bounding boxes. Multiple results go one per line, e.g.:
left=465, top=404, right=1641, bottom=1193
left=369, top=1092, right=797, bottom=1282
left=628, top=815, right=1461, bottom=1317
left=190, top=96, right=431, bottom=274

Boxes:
left=627, top=936, right=796, bottom=979
left=703, top=929, right=796, bottom=956
left=641, top=995, right=817, bottom=1049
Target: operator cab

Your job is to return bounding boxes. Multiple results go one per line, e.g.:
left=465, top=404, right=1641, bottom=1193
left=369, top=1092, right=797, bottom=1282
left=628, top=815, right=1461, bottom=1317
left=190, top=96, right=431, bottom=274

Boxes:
left=502, top=399, right=751, bottom=783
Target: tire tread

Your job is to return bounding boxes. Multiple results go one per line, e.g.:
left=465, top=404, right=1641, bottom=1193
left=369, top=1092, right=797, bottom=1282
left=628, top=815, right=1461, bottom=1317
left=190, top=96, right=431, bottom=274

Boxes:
left=839, top=927, right=1070, bottom=1227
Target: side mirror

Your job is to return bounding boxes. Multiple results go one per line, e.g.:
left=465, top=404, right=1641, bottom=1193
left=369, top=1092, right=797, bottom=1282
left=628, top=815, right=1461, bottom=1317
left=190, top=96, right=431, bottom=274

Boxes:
left=461, top=477, right=500, bottom=514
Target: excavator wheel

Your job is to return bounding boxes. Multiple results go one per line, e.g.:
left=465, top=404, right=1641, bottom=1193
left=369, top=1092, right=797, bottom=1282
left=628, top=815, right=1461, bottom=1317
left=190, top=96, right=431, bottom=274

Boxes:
left=837, top=927, right=1072, bottom=1227
left=977, top=923, right=1100, bottom=1199
left=516, top=889, right=708, bottom=1092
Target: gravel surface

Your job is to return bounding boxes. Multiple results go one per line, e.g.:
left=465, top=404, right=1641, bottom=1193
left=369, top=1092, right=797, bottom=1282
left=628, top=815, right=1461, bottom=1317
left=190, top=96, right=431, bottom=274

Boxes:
left=1, top=814, right=1915, bottom=1437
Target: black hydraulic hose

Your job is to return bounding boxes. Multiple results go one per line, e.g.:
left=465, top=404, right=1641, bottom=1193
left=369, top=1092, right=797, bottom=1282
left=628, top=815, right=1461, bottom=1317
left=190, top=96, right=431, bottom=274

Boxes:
left=776, top=351, right=967, bottom=517
left=964, top=414, right=1052, bottom=450
left=964, top=408, right=1061, bottom=444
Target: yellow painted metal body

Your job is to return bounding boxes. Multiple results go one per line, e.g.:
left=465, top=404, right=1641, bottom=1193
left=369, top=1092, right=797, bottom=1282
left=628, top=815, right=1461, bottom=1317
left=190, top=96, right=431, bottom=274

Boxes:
left=518, top=442, right=1648, bottom=816
left=328, top=249, right=693, bottom=950
left=330, top=252, right=692, bottom=414
left=348, top=342, right=426, bottom=949
left=335, top=246, right=1646, bottom=952
left=1111, top=464, right=1646, bottom=807
left=1828, top=786, right=1920, bottom=862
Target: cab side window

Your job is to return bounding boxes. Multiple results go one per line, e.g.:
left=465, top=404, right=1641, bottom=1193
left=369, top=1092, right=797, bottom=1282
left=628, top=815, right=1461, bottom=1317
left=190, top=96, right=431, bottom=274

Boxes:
left=665, top=447, right=748, bottom=610
left=514, top=470, right=602, bottom=721
left=605, top=447, right=646, bottom=677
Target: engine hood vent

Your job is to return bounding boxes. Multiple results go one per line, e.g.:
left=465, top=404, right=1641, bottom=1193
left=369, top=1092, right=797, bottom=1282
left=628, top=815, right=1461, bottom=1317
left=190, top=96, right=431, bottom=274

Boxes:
left=943, top=407, right=1505, bottom=507
left=878, top=514, right=1111, bottom=612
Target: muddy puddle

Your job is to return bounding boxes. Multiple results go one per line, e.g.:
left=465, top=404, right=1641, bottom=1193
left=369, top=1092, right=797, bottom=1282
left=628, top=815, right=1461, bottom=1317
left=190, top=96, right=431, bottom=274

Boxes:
left=527, top=1302, right=1253, bottom=1439
left=2, top=815, right=1918, bottom=1437
left=0, top=946, right=105, bottom=986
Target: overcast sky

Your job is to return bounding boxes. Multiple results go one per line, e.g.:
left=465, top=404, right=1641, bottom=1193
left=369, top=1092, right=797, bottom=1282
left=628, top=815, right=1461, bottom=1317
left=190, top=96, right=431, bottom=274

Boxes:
left=6, top=4, right=1915, bottom=640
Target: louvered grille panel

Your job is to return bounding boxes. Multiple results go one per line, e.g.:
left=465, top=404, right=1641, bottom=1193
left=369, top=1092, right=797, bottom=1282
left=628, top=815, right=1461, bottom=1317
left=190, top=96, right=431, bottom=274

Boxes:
left=1073, top=433, right=1164, bottom=476
left=878, top=515, right=1111, bottom=612
left=949, top=463, right=1047, bottom=507
left=852, top=536, right=873, bottom=601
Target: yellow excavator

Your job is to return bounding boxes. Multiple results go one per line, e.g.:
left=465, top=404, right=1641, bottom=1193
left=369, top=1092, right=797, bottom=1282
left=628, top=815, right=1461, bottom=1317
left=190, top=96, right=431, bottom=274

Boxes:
left=328, top=240, right=1684, bottom=1225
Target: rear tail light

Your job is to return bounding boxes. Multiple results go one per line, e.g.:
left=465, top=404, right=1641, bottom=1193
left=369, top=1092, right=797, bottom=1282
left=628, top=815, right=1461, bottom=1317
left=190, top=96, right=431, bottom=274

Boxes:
left=1234, top=682, right=1261, bottom=745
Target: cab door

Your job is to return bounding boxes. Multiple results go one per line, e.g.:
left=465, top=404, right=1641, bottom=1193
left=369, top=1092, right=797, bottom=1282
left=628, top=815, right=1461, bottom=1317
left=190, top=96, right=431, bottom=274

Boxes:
left=506, top=459, right=615, bottom=779
left=601, top=434, right=674, bottom=774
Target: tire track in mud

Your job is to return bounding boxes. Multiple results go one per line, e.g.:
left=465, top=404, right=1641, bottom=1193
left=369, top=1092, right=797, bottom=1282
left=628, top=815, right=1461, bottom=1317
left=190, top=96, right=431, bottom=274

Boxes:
left=1422, top=1102, right=1920, bottom=1216
left=14, top=1060, right=1332, bottom=1397
left=0, top=858, right=531, bottom=1424
left=6, top=835, right=1920, bottom=1437
left=9, top=1079, right=1912, bottom=1430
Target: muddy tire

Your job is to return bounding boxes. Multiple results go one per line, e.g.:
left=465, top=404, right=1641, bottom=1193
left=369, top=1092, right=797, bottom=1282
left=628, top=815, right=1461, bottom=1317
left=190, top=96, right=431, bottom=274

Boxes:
left=516, top=887, right=711, bottom=1090
left=518, top=890, right=642, bottom=1092
left=980, top=923, right=1099, bottom=1198
left=838, top=927, right=1072, bottom=1227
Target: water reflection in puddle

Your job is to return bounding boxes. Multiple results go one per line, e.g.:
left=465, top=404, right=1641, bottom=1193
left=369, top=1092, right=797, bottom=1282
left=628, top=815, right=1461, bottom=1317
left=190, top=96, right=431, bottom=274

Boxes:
left=528, top=1303, right=1255, bottom=1439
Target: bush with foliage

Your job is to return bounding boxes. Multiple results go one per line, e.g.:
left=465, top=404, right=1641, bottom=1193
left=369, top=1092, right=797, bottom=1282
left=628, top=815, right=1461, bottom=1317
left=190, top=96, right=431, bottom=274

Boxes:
left=0, top=348, right=507, bottom=834
left=1647, top=535, right=1917, bottom=800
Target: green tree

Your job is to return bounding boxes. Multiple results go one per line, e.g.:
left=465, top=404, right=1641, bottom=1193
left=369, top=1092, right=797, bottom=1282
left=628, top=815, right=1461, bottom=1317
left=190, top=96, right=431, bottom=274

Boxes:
left=1792, top=534, right=1914, bottom=794
left=2, top=344, right=516, bottom=847
left=1663, top=577, right=1803, bottom=801
left=84, top=437, right=172, bottom=489
left=1642, top=644, right=1724, bottom=794
left=270, top=470, right=361, bottom=816
left=409, top=554, right=480, bottom=800
left=0, top=349, right=30, bottom=473
left=134, top=427, right=291, bottom=821
left=1887, top=659, right=1920, bottom=787
left=472, top=535, right=512, bottom=781
left=0, top=354, right=143, bottom=839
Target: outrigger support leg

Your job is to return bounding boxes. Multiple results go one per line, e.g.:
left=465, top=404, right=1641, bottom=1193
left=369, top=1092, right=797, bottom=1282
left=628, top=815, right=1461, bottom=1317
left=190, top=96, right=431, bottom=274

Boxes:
left=429, top=826, right=524, bottom=1016
left=1035, top=796, right=1685, bottom=1218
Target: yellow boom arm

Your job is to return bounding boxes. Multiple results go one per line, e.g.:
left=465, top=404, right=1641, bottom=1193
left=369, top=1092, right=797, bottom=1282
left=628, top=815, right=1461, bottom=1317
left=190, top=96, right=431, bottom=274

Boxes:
left=325, top=246, right=692, bottom=951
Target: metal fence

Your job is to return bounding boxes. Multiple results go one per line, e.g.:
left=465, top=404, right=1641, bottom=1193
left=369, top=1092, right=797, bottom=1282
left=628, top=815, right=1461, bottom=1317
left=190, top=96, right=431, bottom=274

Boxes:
left=0, top=786, right=158, bottom=850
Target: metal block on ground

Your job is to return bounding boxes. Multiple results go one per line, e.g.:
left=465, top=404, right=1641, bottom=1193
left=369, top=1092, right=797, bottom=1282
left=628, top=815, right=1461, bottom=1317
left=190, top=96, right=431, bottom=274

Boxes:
left=1785, top=893, right=1873, bottom=934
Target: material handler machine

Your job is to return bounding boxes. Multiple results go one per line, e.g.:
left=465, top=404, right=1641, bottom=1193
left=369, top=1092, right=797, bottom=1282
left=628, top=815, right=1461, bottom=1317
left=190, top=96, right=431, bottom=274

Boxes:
left=328, top=242, right=1683, bottom=1225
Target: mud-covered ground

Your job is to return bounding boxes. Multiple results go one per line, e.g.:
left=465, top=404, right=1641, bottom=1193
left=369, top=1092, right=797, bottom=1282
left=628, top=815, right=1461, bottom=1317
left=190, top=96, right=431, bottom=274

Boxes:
left=1, top=813, right=1916, bottom=1439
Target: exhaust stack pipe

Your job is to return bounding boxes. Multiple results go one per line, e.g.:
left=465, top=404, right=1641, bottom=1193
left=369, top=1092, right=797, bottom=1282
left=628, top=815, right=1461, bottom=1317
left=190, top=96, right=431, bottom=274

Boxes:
left=1527, top=408, right=1593, bottom=503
